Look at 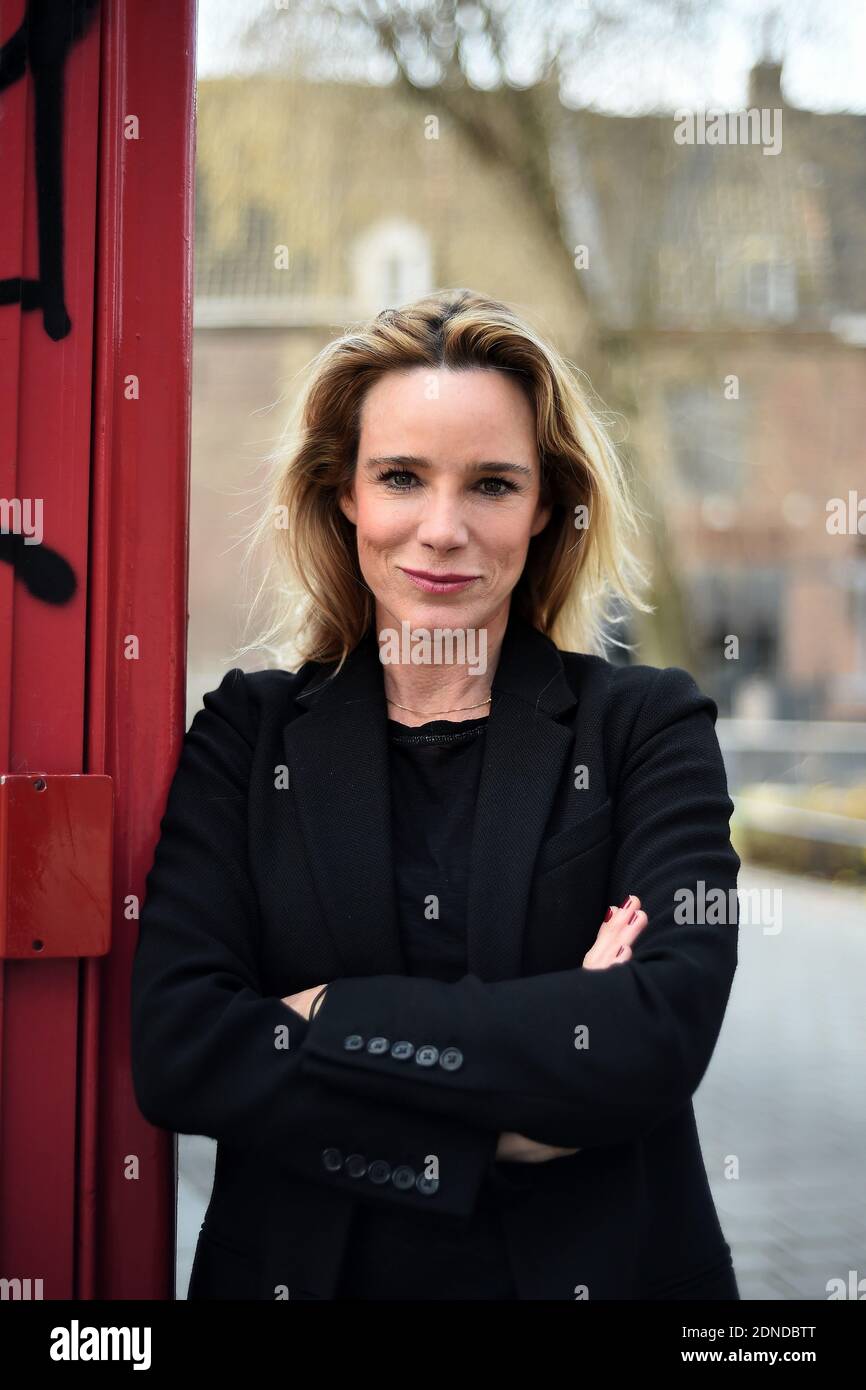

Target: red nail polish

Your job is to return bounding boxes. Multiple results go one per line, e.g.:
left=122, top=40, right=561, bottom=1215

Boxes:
left=627, top=909, right=637, bottom=924
left=604, top=906, right=613, bottom=922
left=620, top=895, right=631, bottom=908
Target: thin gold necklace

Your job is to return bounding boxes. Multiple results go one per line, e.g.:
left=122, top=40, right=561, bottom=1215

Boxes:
left=385, top=692, right=493, bottom=717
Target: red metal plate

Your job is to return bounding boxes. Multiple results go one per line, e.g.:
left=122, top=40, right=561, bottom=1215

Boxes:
left=0, top=774, right=113, bottom=959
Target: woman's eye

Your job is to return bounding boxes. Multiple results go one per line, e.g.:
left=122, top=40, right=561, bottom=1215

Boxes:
left=377, top=470, right=416, bottom=490
left=477, top=477, right=515, bottom=497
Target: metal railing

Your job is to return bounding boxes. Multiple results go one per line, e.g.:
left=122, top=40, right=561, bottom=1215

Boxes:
left=717, top=719, right=866, bottom=847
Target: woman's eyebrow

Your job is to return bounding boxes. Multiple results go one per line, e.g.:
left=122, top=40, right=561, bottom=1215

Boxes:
left=366, top=454, right=533, bottom=477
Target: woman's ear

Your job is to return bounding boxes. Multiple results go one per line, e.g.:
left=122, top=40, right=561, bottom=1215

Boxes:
left=530, top=490, right=553, bottom=537
left=338, top=487, right=357, bottom=525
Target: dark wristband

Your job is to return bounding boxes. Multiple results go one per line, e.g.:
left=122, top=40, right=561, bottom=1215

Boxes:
left=309, top=984, right=329, bottom=1020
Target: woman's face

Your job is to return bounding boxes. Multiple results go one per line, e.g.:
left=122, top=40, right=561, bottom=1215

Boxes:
left=339, top=366, right=551, bottom=636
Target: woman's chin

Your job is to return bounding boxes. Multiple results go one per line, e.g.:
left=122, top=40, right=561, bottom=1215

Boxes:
left=381, top=601, right=484, bottom=635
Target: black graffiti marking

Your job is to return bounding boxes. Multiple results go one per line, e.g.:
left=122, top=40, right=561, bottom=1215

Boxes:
left=0, top=532, right=76, bottom=604
left=0, top=2, right=96, bottom=603
left=0, top=0, right=101, bottom=341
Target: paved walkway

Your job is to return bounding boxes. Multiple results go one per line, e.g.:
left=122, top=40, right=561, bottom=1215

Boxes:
left=697, top=866, right=866, bottom=1301
left=176, top=865, right=866, bottom=1300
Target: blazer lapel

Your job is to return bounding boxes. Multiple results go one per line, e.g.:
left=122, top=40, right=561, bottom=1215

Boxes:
left=465, top=613, right=577, bottom=981
left=281, top=609, right=578, bottom=984
left=282, top=627, right=406, bottom=977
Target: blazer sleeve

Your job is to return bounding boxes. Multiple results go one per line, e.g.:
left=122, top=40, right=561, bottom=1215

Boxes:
left=297, top=664, right=741, bottom=1150
left=129, top=669, right=498, bottom=1219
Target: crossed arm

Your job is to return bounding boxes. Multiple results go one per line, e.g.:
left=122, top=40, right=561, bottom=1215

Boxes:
left=284, top=891, right=650, bottom=1164
left=130, top=664, right=739, bottom=1219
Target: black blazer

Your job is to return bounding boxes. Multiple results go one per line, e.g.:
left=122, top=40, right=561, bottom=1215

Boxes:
left=130, top=609, right=740, bottom=1301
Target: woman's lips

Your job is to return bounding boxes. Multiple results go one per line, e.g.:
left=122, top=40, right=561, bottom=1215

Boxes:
left=399, top=567, right=480, bottom=594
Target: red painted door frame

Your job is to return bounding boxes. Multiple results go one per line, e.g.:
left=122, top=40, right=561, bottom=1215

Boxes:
left=0, top=0, right=196, bottom=1298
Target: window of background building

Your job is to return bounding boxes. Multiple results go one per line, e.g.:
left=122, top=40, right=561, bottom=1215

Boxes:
left=663, top=382, right=749, bottom=496
left=350, top=217, right=433, bottom=313
left=743, top=258, right=798, bottom=322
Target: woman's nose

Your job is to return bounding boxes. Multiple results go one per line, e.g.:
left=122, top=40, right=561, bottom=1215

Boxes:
left=414, top=493, right=470, bottom=549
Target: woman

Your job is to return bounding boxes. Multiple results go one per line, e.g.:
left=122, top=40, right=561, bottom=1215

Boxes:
left=130, top=288, right=740, bottom=1301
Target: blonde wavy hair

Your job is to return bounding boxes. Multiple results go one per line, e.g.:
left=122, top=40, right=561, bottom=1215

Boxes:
left=235, top=288, right=652, bottom=673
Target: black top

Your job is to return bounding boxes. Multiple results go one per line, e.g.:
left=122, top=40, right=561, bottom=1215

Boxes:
left=388, top=714, right=488, bottom=981
left=335, top=714, right=521, bottom=1300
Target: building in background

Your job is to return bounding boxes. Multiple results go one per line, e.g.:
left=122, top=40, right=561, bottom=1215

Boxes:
left=569, top=62, right=866, bottom=719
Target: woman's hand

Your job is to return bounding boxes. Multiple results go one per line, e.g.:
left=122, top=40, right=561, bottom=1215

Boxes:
left=582, top=894, right=648, bottom=970
left=495, top=1131, right=581, bottom=1163
left=281, top=985, right=327, bottom=1020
